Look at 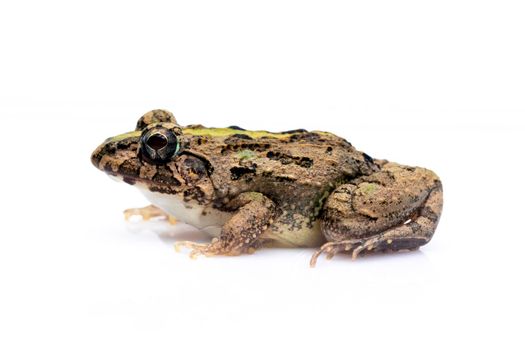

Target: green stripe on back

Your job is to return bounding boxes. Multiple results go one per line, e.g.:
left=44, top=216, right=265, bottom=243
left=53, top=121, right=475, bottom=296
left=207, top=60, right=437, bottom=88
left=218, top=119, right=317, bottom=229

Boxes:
left=183, top=127, right=331, bottom=139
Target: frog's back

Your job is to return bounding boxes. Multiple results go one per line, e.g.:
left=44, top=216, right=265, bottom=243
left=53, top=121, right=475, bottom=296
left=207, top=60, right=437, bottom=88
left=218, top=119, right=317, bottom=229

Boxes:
left=183, top=126, right=376, bottom=206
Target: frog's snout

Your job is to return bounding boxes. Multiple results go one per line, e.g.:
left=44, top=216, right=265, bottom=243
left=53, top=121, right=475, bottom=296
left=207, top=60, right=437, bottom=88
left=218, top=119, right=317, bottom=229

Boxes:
left=90, top=139, right=130, bottom=173
left=90, top=144, right=104, bottom=169
left=91, top=133, right=145, bottom=187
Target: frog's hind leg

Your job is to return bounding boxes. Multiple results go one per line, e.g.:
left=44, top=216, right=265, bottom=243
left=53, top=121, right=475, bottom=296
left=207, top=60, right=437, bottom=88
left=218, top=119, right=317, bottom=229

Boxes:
left=124, top=205, right=177, bottom=224
left=311, top=163, right=443, bottom=267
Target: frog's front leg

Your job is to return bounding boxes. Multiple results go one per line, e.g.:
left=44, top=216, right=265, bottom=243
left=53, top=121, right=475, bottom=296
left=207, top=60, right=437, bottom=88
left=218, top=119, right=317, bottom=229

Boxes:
left=124, top=205, right=177, bottom=224
left=311, top=162, right=443, bottom=267
left=175, top=192, right=276, bottom=258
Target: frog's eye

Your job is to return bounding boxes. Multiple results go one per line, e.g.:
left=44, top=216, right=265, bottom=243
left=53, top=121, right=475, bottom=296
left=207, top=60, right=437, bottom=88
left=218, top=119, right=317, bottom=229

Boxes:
left=140, top=127, right=179, bottom=164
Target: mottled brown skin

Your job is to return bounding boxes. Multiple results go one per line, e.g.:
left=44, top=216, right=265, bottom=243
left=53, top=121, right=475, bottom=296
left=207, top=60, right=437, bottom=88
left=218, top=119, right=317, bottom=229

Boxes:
left=91, top=109, right=443, bottom=266
left=311, top=163, right=443, bottom=265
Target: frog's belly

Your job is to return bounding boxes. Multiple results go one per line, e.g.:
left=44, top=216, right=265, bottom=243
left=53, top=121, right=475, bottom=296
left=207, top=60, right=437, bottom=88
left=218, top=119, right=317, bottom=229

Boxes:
left=138, top=188, right=233, bottom=237
left=264, top=220, right=325, bottom=248
left=138, top=187, right=325, bottom=247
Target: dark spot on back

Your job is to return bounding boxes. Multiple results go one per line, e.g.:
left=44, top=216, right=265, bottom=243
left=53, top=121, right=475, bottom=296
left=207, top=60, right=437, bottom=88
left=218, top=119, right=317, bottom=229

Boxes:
left=289, top=132, right=321, bottom=142
left=228, top=125, right=246, bottom=131
left=274, top=175, right=296, bottom=182
left=266, top=151, right=313, bottom=168
left=227, top=133, right=253, bottom=141
left=363, top=152, right=374, bottom=163
left=230, top=165, right=257, bottom=180
left=195, top=136, right=205, bottom=145
left=279, top=128, right=307, bottom=134
left=298, top=157, right=313, bottom=168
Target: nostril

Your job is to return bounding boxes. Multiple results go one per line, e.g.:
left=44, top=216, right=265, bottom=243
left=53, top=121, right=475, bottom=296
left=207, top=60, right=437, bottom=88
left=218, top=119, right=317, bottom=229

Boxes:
left=147, top=133, right=168, bottom=150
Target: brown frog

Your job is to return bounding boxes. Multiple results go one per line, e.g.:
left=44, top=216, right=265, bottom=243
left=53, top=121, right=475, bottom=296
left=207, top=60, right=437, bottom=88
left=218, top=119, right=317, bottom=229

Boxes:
left=91, top=109, right=443, bottom=266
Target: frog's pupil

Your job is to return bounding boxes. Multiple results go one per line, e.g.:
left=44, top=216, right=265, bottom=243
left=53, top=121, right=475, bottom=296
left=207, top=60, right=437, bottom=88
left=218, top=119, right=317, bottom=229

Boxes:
left=147, top=134, right=168, bottom=150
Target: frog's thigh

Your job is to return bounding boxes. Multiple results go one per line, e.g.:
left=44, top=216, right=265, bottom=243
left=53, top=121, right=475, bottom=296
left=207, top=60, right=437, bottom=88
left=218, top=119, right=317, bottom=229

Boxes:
left=318, top=164, right=443, bottom=256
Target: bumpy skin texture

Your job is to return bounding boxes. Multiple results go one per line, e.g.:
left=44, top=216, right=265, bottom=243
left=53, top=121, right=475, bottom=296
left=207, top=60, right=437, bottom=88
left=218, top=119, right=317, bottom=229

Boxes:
left=175, top=192, right=277, bottom=258
left=310, top=163, right=442, bottom=266
left=91, top=109, right=443, bottom=266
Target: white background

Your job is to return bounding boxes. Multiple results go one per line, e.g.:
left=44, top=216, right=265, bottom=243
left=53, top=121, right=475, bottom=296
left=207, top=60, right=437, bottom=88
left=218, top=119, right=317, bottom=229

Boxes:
left=1, top=1, right=524, bottom=349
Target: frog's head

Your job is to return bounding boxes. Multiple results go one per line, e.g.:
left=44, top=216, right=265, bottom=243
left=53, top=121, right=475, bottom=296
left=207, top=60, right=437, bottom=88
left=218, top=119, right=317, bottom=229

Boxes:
left=91, top=110, right=214, bottom=202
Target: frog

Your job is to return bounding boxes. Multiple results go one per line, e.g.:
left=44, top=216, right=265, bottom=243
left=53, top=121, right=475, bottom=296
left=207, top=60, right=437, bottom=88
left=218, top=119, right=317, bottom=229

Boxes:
left=91, top=109, right=443, bottom=267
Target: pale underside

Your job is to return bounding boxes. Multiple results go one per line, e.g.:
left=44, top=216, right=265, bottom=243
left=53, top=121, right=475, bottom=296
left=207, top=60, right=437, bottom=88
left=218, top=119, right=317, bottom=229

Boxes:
left=135, top=183, right=324, bottom=248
